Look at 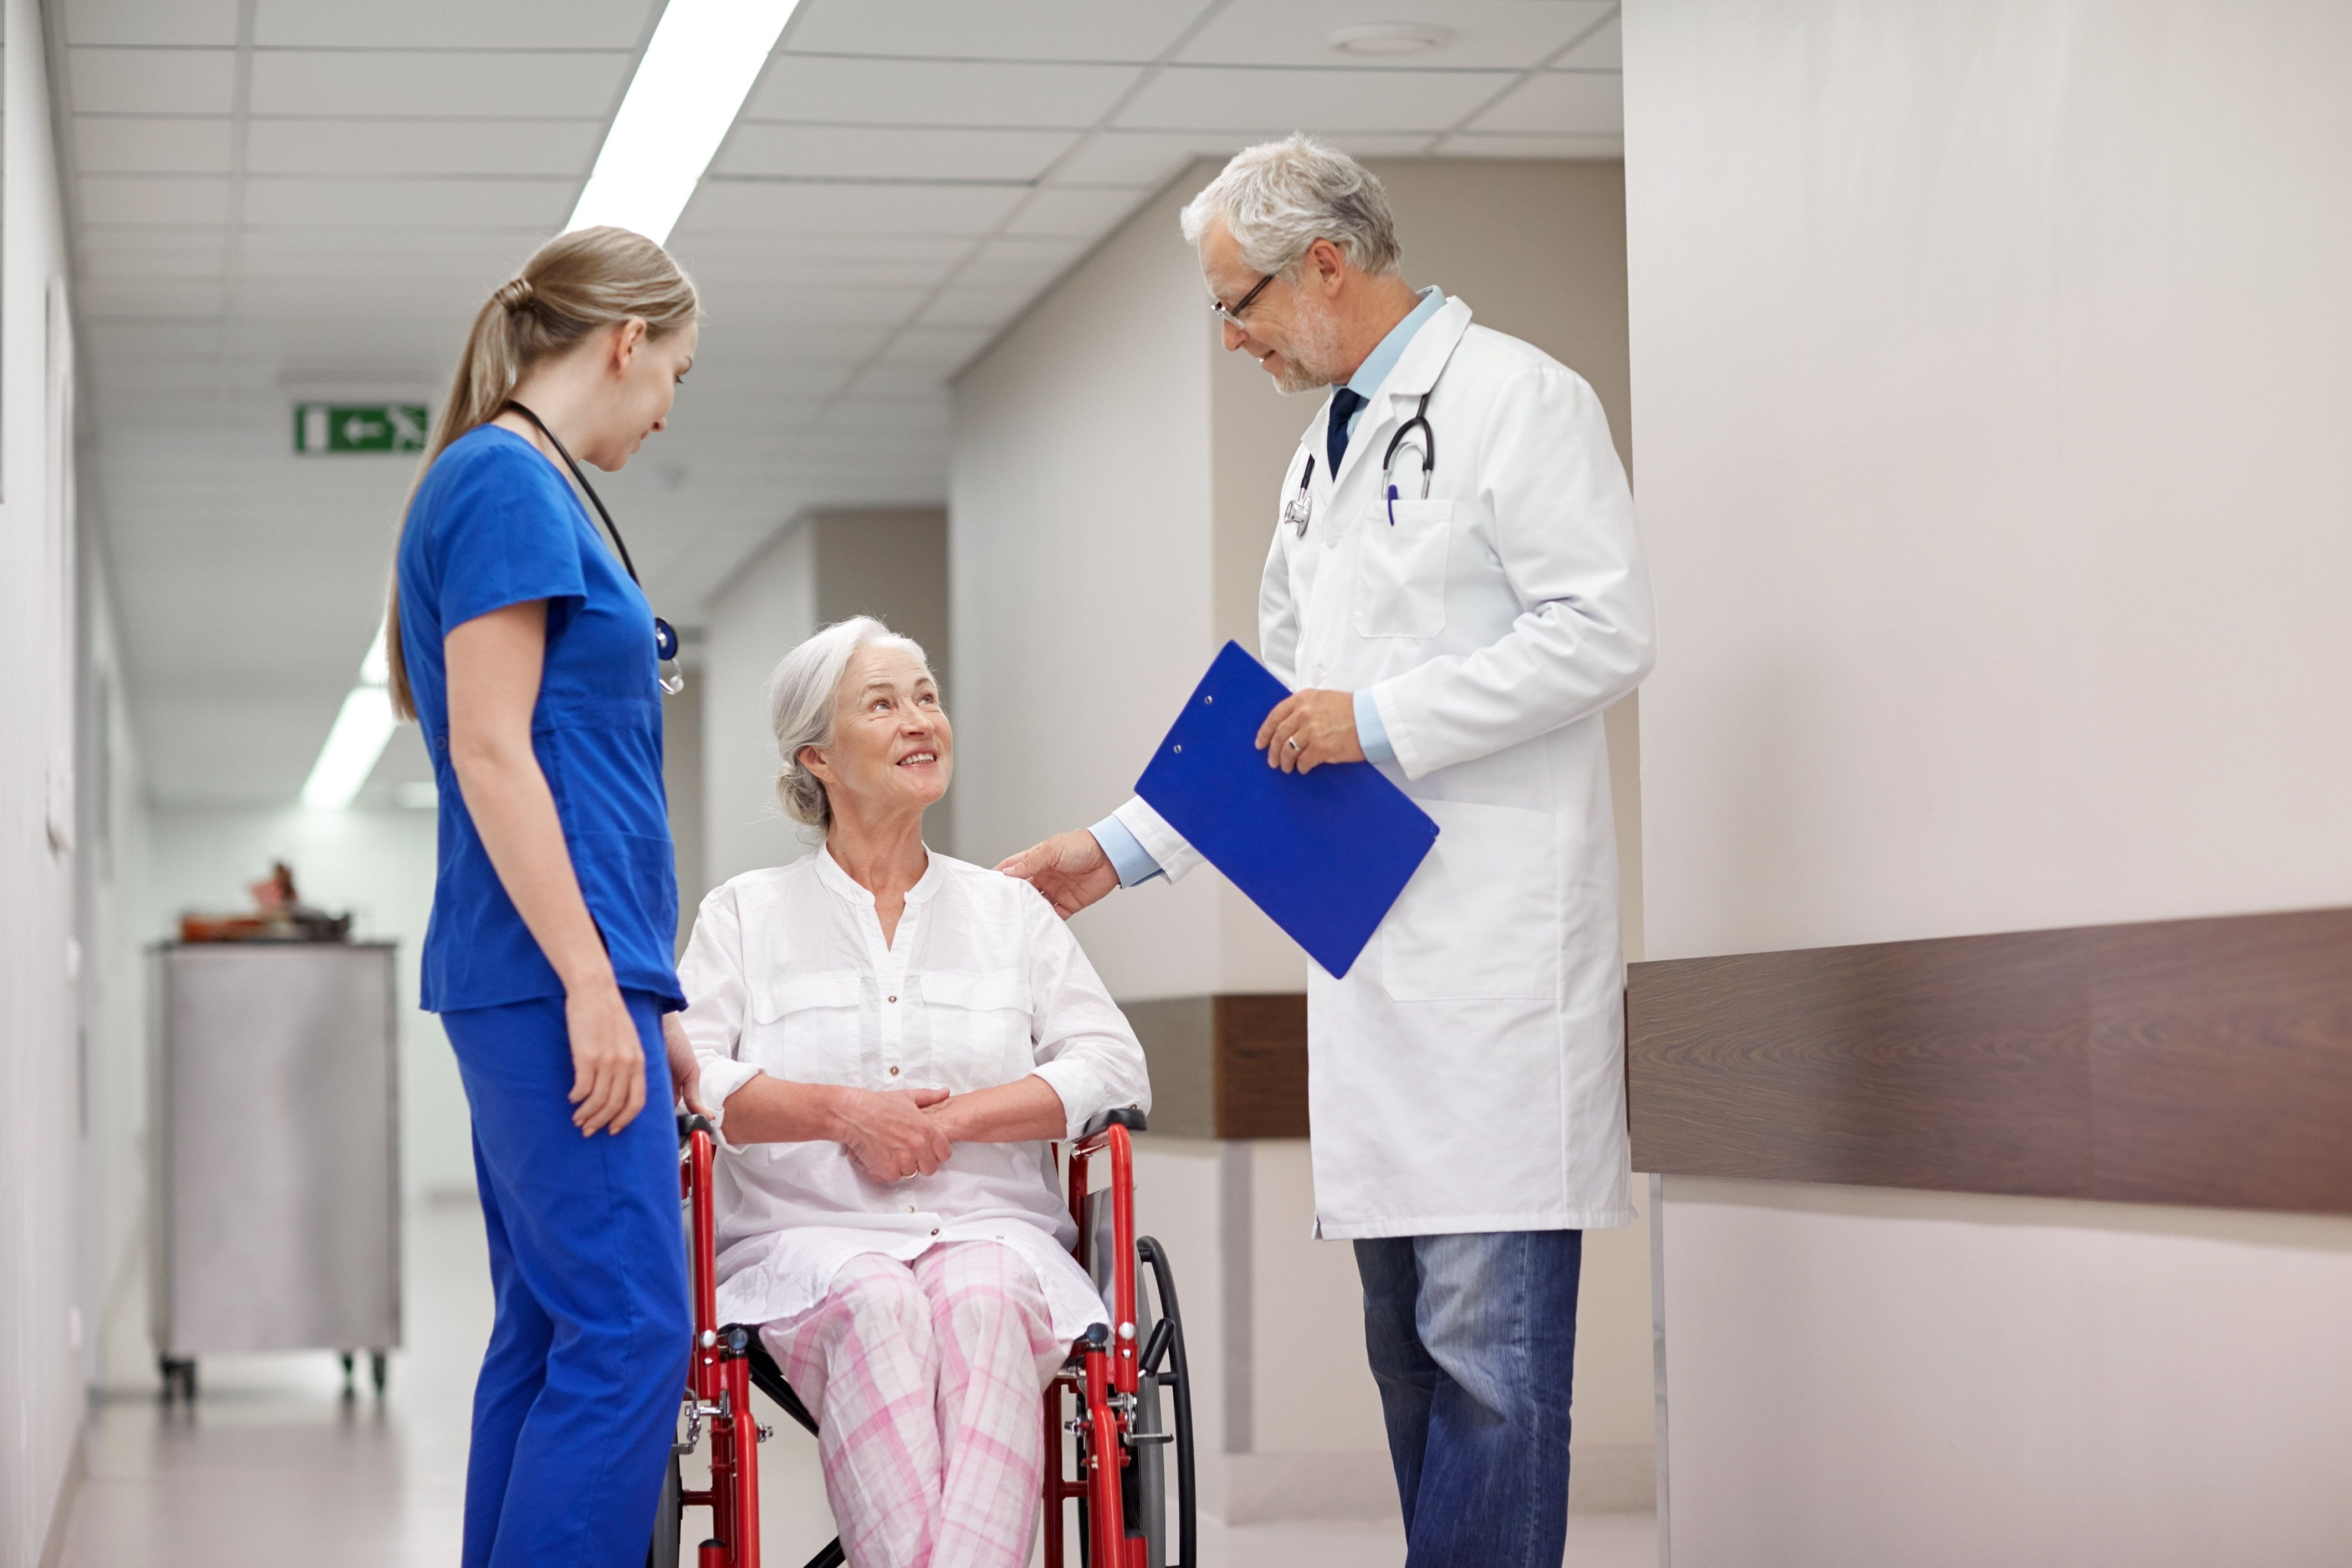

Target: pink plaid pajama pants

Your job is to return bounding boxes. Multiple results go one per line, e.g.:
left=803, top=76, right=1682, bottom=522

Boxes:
left=760, top=1242, right=1070, bottom=1568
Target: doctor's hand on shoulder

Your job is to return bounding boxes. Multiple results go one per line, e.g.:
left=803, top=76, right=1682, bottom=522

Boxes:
left=996, top=831, right=1119, bottom=918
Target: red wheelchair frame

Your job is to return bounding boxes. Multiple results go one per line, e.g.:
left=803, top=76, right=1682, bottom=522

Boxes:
left=660, top=1111, right=1193, bottom=1568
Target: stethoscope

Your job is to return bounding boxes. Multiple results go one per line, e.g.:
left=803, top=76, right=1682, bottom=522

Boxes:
left=1281, top=388, right=1438, bottom=537
left=508, top=402, right=686, bottom=696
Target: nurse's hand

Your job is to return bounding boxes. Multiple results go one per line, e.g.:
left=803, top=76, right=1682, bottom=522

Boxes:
left=1257, top=689, right=1364, bottom=773
left=996, top=829, right=1119, bottom=918
left=662, top=1013, right=709, bottom=1119
left=567, top=982, right=648, bottom=1135
left=830, top=1086, right=954, bottom=1183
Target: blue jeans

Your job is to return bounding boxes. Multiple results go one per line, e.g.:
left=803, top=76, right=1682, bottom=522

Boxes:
left=1354, top=1229, right=1583, bottom=1568
left=444, top=990, right=692, bottom=1568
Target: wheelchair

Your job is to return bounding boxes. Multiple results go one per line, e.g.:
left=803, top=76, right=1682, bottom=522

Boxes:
left=653, top=1109, right=1196, bottom=1568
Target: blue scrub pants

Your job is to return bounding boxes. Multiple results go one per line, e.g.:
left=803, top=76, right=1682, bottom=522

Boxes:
left=444, top=990, right=691, bottom=1568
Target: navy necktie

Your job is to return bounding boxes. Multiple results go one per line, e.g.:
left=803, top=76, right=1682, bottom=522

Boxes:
left=1326, top=387, right=1367, bottom=478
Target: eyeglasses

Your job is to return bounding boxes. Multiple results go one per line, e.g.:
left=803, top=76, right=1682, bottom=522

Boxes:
left=1210, top=272, right=1276, bottom=326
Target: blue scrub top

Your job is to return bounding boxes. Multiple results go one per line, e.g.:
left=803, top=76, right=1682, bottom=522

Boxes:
left=396, top=423, right=684, bottom=1013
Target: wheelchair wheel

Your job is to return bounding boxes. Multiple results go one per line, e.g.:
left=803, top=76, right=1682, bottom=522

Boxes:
left=1133, top=1236, right=1196, bottom=1568
left=646, top=1447, right=682, bottom=1568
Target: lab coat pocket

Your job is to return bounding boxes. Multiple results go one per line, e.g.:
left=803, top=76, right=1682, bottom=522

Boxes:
left=1353, top=499, right=1451, bottom=639
left=919, top=972, right=1036, bottom=1094
left=746, top=971, right=864, bottom=1086
left=1379, top=799, right=1559, bottom=1001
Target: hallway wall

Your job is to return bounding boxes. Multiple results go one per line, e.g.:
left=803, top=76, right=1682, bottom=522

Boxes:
left=1625, top=0, right=2352, bottom=1559
left=1, top=0, right=100, bottom=1557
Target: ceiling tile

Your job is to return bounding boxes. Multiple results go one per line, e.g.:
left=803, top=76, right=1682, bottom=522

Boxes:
left=1178, top=1, right=1612, bottom=70
left=682, top=180, right=1026, bottom=237
left=953, top=235, right=1087, bottom=288
left=80, top=175, right=233, bottom=226
left=1116, top=65, right=1513, bottom=133
left=67, top=0, right=240, bottom=46
left=998, top=185, right=1151, bottom=238
left=915, top=285, right=1037, bottom=328
left=254, top=0, right=657, bottom=49
left=784, top=0, right=1198, bottom=62
left=1435, top=131, right=1622, bottom=161
left=249, top=50, right=631, bottom=118
left=744, top=55, right=1142, bottom=128
left=75, top=116, right=236, bottom=174
left=1556, top=12, right=1622, bottom=69
left=246, top=117, right=601, bottom=177
left=237, top=226, right=552, bottom=265
left=240, top=176, right=575, bottom=229
left=845, top=363, right=953, bottom=398
left=78, top=278, right=228, bottom=317
left=715, top=124, right=1078, bottom=183
left=69, top=48, right=238, bottom=114
left=878, top=325, right=993, bottom=368
left=80, top=229, right=230, bottom=278
left=1055, top=129, right=1431, bottom=186
left=1465, top=70, right=1622, bottom=135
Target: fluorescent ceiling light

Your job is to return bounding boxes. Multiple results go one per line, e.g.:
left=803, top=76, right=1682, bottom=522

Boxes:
left=567, top=0, right=804, bottom=244
left=299, top=623, right=398, bottom=811
left=301, top=685, right=398, bottom=812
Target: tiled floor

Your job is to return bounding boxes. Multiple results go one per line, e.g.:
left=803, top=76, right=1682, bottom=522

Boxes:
left=58, top=1201, right=1656, bottom=1567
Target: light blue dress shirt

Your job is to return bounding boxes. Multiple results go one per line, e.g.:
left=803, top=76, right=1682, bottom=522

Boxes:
left=1093, top=288, right=1446, bottom=886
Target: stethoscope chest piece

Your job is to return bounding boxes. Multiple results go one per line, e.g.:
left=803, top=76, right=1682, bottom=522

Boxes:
left=1285, top=455, right=1317, bottom=536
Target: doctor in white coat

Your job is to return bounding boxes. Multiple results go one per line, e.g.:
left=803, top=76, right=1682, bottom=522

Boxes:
left=999, top=136, right=1653, bottom=1567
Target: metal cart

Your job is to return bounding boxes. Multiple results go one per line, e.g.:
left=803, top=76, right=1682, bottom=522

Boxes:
left=151, top=940, right=402, bottom=1400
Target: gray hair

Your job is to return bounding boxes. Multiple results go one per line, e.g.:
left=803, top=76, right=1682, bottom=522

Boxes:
left=1178, top=135, right=1402, bottom=278
left=766, top=616, right=933, bottom=829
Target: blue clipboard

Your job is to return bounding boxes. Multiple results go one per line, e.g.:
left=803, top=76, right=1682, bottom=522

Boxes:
left=1134, top=642, right=1439, bottom=978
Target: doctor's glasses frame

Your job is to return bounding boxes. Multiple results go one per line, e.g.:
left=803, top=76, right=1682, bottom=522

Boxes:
left=1210, top=271, right=1277, bottom=325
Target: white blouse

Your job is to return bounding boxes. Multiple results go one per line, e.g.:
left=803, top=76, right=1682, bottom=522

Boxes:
left=678, top=847, right=1152, bottom=1340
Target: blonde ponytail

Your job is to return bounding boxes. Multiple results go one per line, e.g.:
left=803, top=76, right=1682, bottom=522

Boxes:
left=385, top=227, right=699, bottom=720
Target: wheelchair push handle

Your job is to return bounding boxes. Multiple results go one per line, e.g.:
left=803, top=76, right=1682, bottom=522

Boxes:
left=1078, top=1105, right=1147, bottom=1138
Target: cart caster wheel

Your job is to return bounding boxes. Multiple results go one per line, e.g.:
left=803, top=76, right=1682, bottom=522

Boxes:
left=370, top=1351, right=389, bottom=1397
left=159, top=1356, right=198, bottom=1403
left=340, top=1351, right=357, bottom=1396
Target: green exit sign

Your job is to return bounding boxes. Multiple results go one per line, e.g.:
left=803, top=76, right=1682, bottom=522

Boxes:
left=294, top=403, right=428, bottom=454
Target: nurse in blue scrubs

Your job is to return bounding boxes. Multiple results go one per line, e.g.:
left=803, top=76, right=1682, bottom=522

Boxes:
left=384, top=227, right=704, bottom=1568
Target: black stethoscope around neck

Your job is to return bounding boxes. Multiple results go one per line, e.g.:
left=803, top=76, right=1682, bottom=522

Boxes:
left=1283, top=388, right=1438, bottom=538
left=507, top=401, right=685, bottom=696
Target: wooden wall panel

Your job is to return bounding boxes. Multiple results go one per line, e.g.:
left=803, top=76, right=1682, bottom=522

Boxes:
left=1212, top=993, right=1310, bottom=1139
left=1628, top=907, right=2352, bottom=1213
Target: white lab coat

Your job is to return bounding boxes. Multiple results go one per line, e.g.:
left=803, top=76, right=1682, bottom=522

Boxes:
left=1114, top=296, right=1654, bottom=1238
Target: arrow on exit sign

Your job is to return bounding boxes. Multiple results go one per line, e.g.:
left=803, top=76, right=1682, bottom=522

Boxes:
left=294, top=402, right=429, bottom=454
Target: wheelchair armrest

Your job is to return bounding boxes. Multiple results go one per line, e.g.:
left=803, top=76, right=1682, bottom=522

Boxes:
left=1080, top=1106, right=1148, bottom=1137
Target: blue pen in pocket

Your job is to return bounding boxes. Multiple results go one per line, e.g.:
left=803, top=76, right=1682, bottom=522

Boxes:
left=1386, top=484, right=1399, bottom=525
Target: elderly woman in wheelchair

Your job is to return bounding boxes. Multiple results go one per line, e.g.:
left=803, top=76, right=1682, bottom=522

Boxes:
left=676, top=616, right=1150, bottom=1568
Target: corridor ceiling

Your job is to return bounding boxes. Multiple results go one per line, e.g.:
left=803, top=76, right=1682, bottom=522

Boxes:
left=58, top=0, right=1623, bottom=804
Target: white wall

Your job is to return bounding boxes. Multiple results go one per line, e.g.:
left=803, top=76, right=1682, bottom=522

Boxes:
left=950, top=176, right=1229, bottom=997
left=1, top=1, right=99, bottom=1557
left=701, top=520, right=817, bottom=891
left=1625, top=0, right=2352, bottom=1558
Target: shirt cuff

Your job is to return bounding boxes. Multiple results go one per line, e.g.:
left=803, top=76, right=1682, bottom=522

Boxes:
left=1029, top=1060, right=1103, bottom=1141
left=698, top=1058, right=766, bottom=1149
left=1090, top=814, right=1164, bottom=888
left=1354, top=688, right=1397, bottom=765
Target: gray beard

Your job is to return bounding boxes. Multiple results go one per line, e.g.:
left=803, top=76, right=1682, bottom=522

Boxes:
left=1274, top=298, right=1346, bottom=393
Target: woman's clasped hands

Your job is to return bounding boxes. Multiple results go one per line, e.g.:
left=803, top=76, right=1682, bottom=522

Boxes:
left=829, top=1084, right=958, bottom=1183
